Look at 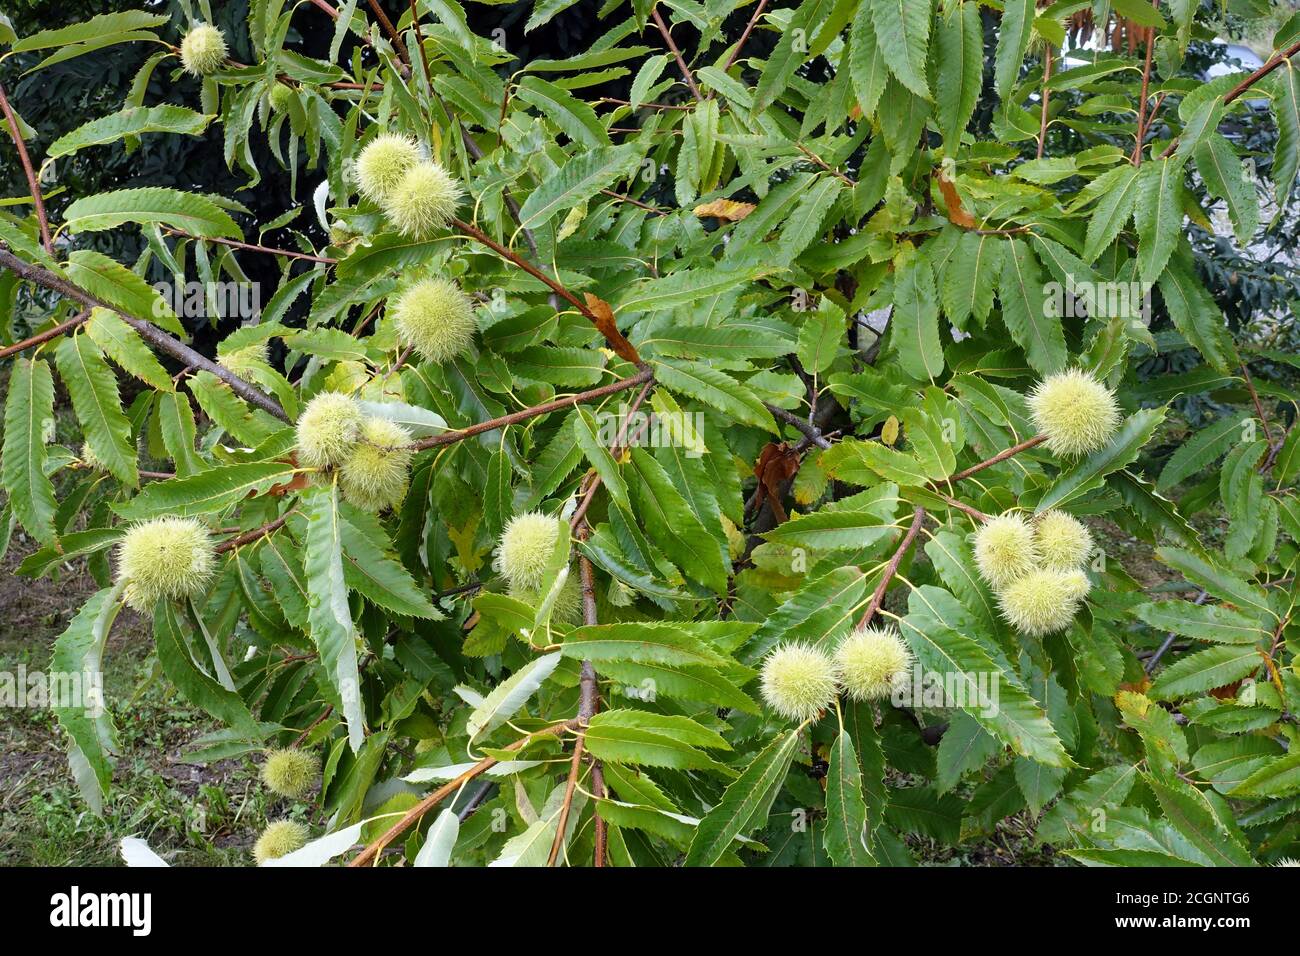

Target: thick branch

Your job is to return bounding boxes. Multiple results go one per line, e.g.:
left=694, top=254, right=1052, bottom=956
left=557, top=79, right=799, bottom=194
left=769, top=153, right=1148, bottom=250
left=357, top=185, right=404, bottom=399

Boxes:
left=764, top=402, right=831, bottom=449
left=0, top=247, right=289, bottom=421
left=0, top=82, right=52, bottom=254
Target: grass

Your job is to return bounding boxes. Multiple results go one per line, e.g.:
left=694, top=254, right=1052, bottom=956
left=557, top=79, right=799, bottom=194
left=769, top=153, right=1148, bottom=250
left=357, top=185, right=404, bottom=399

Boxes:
left=0, top=533, right=285, bottom=866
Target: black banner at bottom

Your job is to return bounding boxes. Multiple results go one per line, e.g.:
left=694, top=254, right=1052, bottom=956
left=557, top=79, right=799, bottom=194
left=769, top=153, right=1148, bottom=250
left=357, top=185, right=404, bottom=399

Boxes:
left=0, top=864, right=1287, bottom=941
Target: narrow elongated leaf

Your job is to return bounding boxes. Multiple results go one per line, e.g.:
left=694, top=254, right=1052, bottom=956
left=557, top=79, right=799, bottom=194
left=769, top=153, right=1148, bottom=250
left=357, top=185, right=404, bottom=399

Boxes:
left=684, top=730, right=801, bottom=866
left=1195, top=132, right=1258, bottom=244
left=64, top=249, right=183, bottom=335
left=56, top=334, right=137, bottom=487
left=302, top=484, right=365, bottom=751
left=825, top=729, right=875, bottom=866
left=114, top=462, right=297, bottom=521
left=893, top=255, right=943, bottom=381
left=1035, top=407, right=1165, bottom=512
left=933, top=2, right=981, bottom=147
left=993, top=0, right=1033, bottom=99
left=849, top=0, right=888, bottom=115
left=154, top=603, right=258, bottom=735
left=517, top=145, right=640, bottom=230
left=51, top=581, right=125, bottom=813
left=1083, top=164, right=1139, bottom=262
left=338, top=512, right=441, bottom=619
left=1134, top=601, right=1268, bottom=645
left=1, top=358, right=58, bottom=545
left=1133, top=159, right=1182, bottom=282
left=63, top=187, right=240, bottom=238
left=1149, top=645, right=1262, bottom=700
left=900, top=586, right=1069, bottom=767
left=48, top=105, right=211, bottom=159
left=627, top=447, right=728, bottom=592
left=651, top=359, right=775, bottom=433
left=1157, top=250, right=1237, bottom=372
left=869, top=0, right=931, bottom=99
left=466, top=651, right=561, bottom=741
left=85, top=309, right=173, bottom=391
left=1000, top=239, right=1065, bottom=375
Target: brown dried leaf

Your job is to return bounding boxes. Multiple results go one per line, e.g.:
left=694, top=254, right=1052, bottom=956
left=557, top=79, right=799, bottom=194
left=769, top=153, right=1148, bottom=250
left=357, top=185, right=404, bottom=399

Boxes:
left=693, top=199, right=756, bottom=222
left=583, top=293, right=641, bottom=365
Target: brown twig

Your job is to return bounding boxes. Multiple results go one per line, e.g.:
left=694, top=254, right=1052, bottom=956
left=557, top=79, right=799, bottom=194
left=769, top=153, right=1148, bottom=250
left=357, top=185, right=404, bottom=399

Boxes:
left=946, top=434, right=1047, bottom=483
left=1157, top=40, right=1300, bottom=160
left=365, top=0, right=411, bottom=65
left=600, top=189, right=669, bottom=216
left=0, top=81, right=53, bottom=254
left=0, top=311, right=89, bottom=359
left=348, top=718, right=580, bottom=866
left=308, top=0, right=375, bottom=48
left=407, top=0, right=435, bottom=95
left=215, top=513, right=292, bottom=553
left=412, top=367, right=653, bottom=451
left=1131, top=12, right=1157, bottom=165
left=1240, top=361, right=1275, bottom=446
left=162, top=227, right=337, bottom=264
left=931, top=489, right=987, bottom=522
left=723, top=0, right=770, bottom=72
left=857, top=506, right=926, bottom=628
left=0, top=247, right=289, bottom=421
left=568, top=376, right=655, bottom=531
left=292, top=705, right=334, bottom=747
left=651, top=7, right=703, bottom=102
left=764, top=401, right=830, bottom=449
left=548, top=496, right=606, bottom=866
left=795, top=143, right=855, bottom=186
left=596, top=97, right=694, bottom=111
left=1225, top=38, right=1300, bottom=104
left=451, top=217, right=640, bottom=363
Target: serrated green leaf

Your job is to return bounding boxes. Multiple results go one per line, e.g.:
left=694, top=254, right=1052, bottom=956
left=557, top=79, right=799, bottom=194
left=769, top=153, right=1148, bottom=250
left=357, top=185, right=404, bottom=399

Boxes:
left=1035, top=406, right=1165, bottom=512
left=63, top=187, right=240, bottom=239
left=55, top=333, right=137, bottom=487
left=1, top=358, right=58, bottom=545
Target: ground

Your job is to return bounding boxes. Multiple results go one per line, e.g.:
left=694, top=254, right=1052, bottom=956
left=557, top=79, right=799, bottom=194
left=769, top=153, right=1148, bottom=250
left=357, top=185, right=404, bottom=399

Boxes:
left=0, top=533, right=284, bottom=866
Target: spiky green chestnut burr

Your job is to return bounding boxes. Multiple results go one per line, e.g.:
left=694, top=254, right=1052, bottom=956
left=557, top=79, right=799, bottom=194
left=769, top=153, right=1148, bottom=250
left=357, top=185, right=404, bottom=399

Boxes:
left=1028, top=369, right=1120, bottom=457
left=355, top=133, right=422, bottom=204
left=759, top=643, right=838, bottom=722
left=253, top=820, right=309, bottom=864
left=339, top=417, right=414, bottom=512
left=835, top=625, right=912, bottom=701
left=973, top=513, right=1040, bottom=589
left=295, top=392, right=363, bottom=469
left=116, top=517, right=215, bottom=612
left=391, top=277, right=476, bottom=365
left=260, top=748, right=320, bottom=800
left=180, top=24, right=228, bottom=76
left=494, top=511, right=563, bottom=594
